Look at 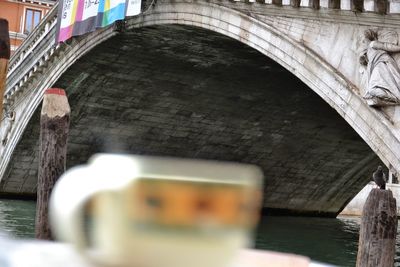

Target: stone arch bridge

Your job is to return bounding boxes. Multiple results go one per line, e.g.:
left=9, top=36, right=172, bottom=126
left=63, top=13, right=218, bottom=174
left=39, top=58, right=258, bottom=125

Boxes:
left=1, top=0, right=400, bottom=216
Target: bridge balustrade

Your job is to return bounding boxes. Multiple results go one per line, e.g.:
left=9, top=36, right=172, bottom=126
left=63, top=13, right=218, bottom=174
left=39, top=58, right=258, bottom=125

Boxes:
left=234, top=0, right=399, bottom=13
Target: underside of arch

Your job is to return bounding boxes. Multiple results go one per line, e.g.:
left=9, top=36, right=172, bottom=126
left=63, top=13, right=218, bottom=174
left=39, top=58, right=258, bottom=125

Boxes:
left=0, top=22, right=383, bottom=216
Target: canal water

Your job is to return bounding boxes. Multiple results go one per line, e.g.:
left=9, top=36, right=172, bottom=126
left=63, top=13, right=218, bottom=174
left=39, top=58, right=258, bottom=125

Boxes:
left=1, top=199, right=400, bottom=267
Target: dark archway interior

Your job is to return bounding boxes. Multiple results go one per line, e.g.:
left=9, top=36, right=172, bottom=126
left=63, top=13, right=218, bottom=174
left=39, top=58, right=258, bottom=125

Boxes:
left=1, top=24, right=381, bottom=216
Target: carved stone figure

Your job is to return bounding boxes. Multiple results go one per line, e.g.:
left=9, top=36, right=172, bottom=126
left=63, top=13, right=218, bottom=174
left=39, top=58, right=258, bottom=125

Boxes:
left=1, top=110, right=15, bottom=146
left=359, top=29, right=400, bottom=107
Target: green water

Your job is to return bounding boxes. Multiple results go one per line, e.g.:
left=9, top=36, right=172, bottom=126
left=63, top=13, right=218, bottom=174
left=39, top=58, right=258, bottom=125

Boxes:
left=1, top=199, right=399, bottom=267
left=0, top=199, right=36, bottom=238
left=255, top=216, right=361, bottom=266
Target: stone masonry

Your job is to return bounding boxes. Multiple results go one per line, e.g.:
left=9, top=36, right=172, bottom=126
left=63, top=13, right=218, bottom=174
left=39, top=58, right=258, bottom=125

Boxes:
left=0, top=25, right=380, bottom=216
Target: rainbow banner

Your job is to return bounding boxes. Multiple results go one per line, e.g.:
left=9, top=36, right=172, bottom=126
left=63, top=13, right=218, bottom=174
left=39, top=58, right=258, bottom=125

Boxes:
left=57, top=0, right=142, bottom=43
left=97, top=0, right=125, bottom=27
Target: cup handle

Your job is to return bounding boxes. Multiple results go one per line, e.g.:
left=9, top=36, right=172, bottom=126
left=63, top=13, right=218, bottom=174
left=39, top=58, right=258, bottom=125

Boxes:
left=49, top=165, right=101, bottom=250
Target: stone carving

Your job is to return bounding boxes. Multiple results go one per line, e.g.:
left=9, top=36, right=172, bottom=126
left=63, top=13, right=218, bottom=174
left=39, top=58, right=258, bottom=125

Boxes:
left=1, top=110, right=15, bottom=146
left=359, top=29, right=400, bottom=107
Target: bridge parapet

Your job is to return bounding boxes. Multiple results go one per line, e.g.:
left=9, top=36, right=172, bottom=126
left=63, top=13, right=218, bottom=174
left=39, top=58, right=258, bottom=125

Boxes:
left=234, top=0, right=400, bottom=14
left=4, top=4, right=59, bottom=110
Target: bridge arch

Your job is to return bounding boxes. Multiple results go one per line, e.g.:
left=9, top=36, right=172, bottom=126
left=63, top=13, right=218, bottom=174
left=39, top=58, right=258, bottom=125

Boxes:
left=0, top=1, right=397, bottom=215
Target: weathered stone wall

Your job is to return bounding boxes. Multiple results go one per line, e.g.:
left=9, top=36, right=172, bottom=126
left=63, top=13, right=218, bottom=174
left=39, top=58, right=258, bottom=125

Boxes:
left=1, top=25, right=380, bottom=216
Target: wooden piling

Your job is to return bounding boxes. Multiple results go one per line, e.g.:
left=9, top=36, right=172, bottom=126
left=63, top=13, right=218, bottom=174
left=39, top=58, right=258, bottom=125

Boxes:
left=35, top=88, right=70, bottom=240
left=0, top=19, right=10, bottom=121
left=356, top=188, right=397, bottom=267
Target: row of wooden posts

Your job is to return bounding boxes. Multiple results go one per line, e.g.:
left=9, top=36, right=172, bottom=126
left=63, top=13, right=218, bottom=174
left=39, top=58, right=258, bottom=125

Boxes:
left=0, top=17, right=398, bottom=267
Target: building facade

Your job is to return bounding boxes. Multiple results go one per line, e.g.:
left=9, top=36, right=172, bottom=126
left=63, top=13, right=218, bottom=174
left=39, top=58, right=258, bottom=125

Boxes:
left=0, top=0, right=55, bottom=54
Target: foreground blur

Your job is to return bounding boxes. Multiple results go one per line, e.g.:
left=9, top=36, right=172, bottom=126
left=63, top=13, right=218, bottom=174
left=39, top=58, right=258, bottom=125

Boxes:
left=0, top=235, right=334, bottom=267
left=0, top=155, right=335, bottom=267
left=50, top=154, right=263, bottom=267
left=0, top=200, right=341, bottom=266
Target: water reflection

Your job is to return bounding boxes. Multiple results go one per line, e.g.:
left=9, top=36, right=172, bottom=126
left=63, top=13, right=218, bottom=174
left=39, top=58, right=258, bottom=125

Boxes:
left=0, top=200, right=35, bottom=238
left=255, top=216, right=360, bottom=266
left=255, top=215, right=400, bottom=267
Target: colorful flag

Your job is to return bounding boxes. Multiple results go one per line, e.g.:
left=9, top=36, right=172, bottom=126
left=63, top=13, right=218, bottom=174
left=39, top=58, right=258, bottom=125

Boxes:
left=57, top=0, right=142, bottom=43
left=97, top=0, right=126, bottom=27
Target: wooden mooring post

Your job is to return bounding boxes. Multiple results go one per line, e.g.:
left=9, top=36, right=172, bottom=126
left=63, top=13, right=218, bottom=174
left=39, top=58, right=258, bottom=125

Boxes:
left=0, top=19, right=10, bottom=121
left=35, top=88, right=70, bottom=240
left=356, top=188, right=397, bottom=267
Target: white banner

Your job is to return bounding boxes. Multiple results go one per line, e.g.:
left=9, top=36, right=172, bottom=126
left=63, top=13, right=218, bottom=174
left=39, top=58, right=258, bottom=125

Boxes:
left=126, top=0, right=141, bottom=16
left=82, top=0, right=100, bottom=20
left=60, top=0, right=76, bottom=28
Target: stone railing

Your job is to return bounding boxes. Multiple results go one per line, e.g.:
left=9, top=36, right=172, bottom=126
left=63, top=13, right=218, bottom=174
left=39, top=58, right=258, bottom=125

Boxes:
left=4, top=2, right=60, bottom=110
left=239, top=0, right=400, bottom=14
